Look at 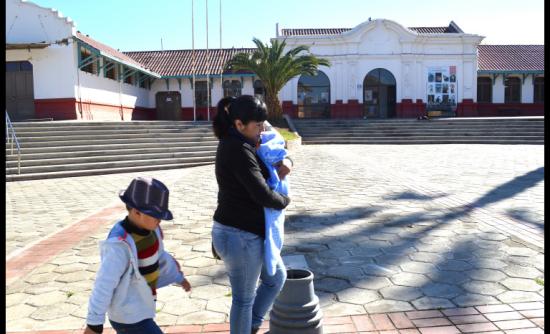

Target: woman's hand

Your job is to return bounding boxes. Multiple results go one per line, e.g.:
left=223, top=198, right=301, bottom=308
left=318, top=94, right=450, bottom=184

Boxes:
left=181, top=278, right=192, bottom=292
left=276, top=158, right=292, bottom=179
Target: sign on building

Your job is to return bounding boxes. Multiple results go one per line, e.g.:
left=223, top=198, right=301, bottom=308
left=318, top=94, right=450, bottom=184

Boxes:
left=426, top=66, right=457, bottom=114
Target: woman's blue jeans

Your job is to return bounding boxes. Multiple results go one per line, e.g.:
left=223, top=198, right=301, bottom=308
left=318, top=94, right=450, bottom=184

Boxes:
left=109, top=318, right=163, bottom=334
left=212, top=221, right=287, bottom=334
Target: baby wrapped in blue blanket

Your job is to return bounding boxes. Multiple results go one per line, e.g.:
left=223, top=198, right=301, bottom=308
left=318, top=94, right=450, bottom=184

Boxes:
left=256, top=130, right=289, bottom=276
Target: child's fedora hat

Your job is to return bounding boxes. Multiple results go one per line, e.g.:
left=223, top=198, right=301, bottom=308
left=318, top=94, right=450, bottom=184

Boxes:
left=119, top=177, right=174, bottom=220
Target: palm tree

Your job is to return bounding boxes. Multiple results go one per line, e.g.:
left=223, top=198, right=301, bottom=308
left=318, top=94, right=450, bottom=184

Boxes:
left=225, top=38, right=330, bottom=120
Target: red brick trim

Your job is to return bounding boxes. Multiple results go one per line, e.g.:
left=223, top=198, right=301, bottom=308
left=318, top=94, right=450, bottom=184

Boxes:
left=34, top=98, right=155, bottom=121
left=6, top=203, right=126, bottom=286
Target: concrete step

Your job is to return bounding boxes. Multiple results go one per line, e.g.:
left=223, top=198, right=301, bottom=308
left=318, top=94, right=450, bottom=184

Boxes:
left=304, top=139, right=545, bottom=145
left=293, top=116, right=544, bottom=124
left=303, top=135, right=543, bottom=141
left=6, top=141, right=219, bottom=154
left=16, top=132, right=217, bottom=142
left=5, top=145, right=218, bottom=161
left=6, top=121, right=219, bottom=181
left=294, top=122, right=545, bottom=128
left=6, top=161, right=213, bottom=182
left=16, top=137, right=219, bottom=148
left=12, top=121, right=212, bottom=128
left=6, top=156, right=215, bottom=175
left=13, top=128, right=213, bottom=136
left=6, top=150, right=216, bottom=167
left=300, top=129, right=544, bottom=138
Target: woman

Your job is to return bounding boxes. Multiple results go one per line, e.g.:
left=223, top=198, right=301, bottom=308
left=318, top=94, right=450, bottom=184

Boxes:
left=211, top=95, right=291, bottom=334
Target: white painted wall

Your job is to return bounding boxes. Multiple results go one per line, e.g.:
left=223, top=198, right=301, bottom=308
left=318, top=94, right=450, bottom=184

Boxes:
left=521, top=75, right=534, bottom=103
left=276, top=18, right=484, bottom=105
left=6, top=0, right=75, bottom=44
left=493, top=75, right=505, bottom=103
left=6, top=44, right=77, bottom=99
left=73, top=44, right=150, bottom=108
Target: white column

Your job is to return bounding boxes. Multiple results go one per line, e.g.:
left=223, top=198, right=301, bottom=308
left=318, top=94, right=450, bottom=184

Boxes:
left=211, top=77, right=223, bottom=105
left=521, top=75, right=534, bottom=103
left=493, top=75, right=505, bottom=103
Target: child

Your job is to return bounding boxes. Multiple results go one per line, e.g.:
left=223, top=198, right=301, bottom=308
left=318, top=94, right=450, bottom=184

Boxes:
left=84, top=177, right=191, bottom=334
left=256, top=128, right=291, bottom=277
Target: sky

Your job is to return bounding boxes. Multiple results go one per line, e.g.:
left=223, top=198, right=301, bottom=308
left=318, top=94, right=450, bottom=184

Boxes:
left=28, top=0, right=545, bottom=52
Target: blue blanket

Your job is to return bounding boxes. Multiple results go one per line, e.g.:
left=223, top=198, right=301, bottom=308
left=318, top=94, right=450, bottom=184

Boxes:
left=257, top=130, right=289, bottom=276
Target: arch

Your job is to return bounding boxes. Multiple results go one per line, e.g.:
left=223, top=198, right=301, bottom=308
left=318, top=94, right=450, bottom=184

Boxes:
left=477, top=77, right=492, bottom=103
left=223, top=79, right=242, bottom=97
left=504, top=76, right=521, bottom=103
left=6, top=61, right=35, bottom=120
left=253, top=79, right=265, bottom=101
left=363, top=68, right=396, bottom=118
left=297, top=70, right=331, bottom=118
left=534, top=76, right=544, bottom=103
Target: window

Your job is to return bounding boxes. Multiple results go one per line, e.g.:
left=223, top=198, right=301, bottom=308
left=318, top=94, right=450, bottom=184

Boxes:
left=504, top=76, right=521, bottom=103
left=254, top=80, right=265, bottom=101
left=477, top=77, right=492, bottom=103
left=138, top=73, right=150, bottom=89
left=223, top=80, right=242, bottom=97
left=104, top=60, right=118, bottom=80
left=534, top=76, right=544, bottom=103
left=297, top=71, right=331, bottom=118
left=122, top=66, right=136, bottom=85
left=80, top=46, right=97, bottom=74
left=195, top=81, right=211, bottom=107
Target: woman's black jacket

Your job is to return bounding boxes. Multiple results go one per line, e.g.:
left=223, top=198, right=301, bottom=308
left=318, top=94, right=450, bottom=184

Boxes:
left=213, top=130, right=290, bottom=238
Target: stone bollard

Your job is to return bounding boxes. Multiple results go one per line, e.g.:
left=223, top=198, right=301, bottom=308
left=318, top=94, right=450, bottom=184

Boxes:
left=269, top=269, right=323, bottom=334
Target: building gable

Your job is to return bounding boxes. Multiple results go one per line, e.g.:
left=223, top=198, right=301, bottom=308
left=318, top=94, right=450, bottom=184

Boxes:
left=6, top=0, right=74, bottom=45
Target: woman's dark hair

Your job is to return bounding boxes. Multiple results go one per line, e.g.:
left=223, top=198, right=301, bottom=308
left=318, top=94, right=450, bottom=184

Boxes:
left=212, top=95, right=268, bottom=139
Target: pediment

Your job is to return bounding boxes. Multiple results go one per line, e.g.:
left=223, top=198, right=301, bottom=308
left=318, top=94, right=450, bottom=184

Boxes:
left=343, top=19, right=417, bottom=54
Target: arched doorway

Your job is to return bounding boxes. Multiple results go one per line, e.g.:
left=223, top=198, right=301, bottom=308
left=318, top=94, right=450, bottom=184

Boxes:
left=363, top=68, right=396, bottom=118
left=297, top=71, right=330, bottom=118
left=6, top=61, right=35, bottom=121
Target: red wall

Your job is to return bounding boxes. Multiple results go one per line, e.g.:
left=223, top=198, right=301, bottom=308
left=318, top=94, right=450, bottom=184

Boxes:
left=35, top=98, right=78, bottom=120
left=35, top=98, right=544, bottom=121
left=476, top=103, right=544, bottom=117
left=34, top=98, right=156, bottom=121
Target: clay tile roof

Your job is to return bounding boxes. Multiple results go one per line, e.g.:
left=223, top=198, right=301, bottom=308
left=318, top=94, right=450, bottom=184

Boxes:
left=124, top=48, right=256, bottom=77
left=281, top=28, right=352, bottom=36
left=408, top=26, right=450, bottom=33
left=75, top=31, right=156, bottom=73
left=281, top=25, right=460, bottom=37
left=477, top=45, right=544, bottom=71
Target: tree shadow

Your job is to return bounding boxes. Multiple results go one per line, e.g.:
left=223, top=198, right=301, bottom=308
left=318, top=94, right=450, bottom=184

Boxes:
left=281, top=167, right=544, bottom=311
left=384, top=190, right=448, bottom=201
left=464, top=167, right=543, bottom=210
left=505, top=208, right=544, bottom=232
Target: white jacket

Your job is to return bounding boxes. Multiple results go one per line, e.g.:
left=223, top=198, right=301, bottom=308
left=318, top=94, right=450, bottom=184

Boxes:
left=86, top=220, right=184, bottom=325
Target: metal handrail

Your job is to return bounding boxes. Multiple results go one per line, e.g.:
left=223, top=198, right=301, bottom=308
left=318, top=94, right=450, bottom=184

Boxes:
left=5, top=111, right=22, bottom=174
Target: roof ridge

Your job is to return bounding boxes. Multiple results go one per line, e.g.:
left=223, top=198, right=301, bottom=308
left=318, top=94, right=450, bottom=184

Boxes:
left=124, top=47, right=257, bottom=53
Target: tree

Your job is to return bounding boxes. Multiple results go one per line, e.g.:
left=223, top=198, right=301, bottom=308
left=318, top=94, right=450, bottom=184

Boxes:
left=225, top=38, right=330, bottom=120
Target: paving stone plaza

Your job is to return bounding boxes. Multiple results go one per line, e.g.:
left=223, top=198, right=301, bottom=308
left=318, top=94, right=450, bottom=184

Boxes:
left=6, top=144, right=544, bottom=333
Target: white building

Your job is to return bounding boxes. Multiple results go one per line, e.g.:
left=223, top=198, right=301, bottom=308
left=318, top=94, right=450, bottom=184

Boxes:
left=5, top=0, right=544, bottom=121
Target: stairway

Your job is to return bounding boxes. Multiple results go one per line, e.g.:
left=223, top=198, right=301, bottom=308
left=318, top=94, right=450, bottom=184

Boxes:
left=6, top=121, right=218, bottom=181
left=293, top=117, right=544, bottom=145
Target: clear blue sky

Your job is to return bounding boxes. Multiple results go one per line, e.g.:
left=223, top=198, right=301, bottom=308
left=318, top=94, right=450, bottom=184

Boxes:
left=28, top=0, right=544, bottom=52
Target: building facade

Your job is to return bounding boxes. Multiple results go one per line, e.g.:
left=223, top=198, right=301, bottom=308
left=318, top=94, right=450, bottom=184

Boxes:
left=5, top=0, right=544, bottom=121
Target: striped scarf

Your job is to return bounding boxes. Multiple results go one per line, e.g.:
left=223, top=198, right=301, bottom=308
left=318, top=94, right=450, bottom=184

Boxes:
left=122, top=218, right=160, bottom=298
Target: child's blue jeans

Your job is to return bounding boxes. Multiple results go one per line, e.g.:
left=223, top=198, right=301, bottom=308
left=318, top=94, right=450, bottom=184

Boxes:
left=212, top=221, right=287, bottom=334
left=109, top=318, right=163, bottom=334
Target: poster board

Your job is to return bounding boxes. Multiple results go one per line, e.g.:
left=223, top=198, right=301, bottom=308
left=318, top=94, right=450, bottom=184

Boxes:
left=426, top=66, right=457, bottom=112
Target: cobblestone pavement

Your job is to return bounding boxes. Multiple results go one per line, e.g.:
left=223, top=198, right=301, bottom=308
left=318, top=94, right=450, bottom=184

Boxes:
left=6, top=144, right=544, bottom=332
